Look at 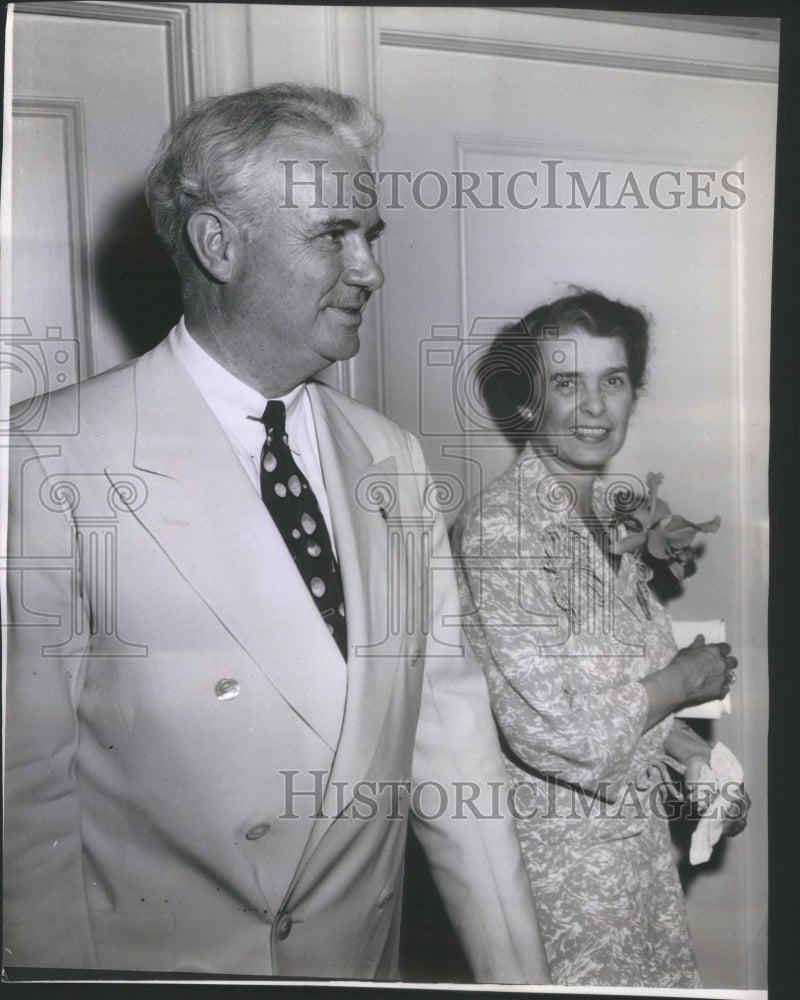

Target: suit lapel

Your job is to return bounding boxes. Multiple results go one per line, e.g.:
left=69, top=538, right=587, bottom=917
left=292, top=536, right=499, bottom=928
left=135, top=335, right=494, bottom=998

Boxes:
left=107, top=341, right=347, bottom=752
left=304, top=386, right=405, bottom=845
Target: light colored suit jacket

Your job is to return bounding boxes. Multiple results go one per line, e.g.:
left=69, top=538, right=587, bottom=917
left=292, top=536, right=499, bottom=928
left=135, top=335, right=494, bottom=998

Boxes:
left=3, top=336, right=546, bottom=981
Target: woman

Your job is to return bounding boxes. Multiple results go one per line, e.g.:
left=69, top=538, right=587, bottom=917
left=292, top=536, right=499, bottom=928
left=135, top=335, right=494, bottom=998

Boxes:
left=452, top=290, right=747, bottom=988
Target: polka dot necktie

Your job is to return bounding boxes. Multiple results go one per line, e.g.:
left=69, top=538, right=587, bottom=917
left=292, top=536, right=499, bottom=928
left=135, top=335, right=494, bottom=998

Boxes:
left=258, top=400, right=348, bottom=660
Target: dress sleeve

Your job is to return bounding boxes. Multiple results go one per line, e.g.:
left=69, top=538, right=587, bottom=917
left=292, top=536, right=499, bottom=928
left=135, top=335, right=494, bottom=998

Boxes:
left=453, top=502, right=652, bottom=799
left=664, top=717, right=714, bottom=771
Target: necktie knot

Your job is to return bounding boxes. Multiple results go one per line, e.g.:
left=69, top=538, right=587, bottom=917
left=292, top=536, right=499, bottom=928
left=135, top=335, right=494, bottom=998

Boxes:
left=261, top=400, right=286, bottom=444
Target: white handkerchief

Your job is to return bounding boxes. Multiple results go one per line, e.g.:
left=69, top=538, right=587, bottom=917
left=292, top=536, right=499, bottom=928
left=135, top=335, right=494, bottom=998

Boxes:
left=689, top=741, right=744, bottom=865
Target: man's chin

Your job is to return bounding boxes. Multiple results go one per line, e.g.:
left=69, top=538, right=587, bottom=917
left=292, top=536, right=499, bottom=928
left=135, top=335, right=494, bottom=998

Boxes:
left=331, top=330, right=362, bottom=362
left=313, top=333, right=361, bottom=375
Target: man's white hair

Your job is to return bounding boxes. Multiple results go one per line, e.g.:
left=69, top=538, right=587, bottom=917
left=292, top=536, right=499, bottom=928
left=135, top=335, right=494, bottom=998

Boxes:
left=145, top=83, right=383, bottom=262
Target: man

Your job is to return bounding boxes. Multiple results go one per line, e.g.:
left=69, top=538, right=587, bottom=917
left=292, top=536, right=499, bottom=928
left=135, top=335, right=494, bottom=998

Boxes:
left=3, top=84, right=548, bottom=981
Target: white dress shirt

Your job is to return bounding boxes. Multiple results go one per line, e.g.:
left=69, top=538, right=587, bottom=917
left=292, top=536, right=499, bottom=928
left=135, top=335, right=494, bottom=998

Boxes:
left=169, top=318, right=337, bottom=549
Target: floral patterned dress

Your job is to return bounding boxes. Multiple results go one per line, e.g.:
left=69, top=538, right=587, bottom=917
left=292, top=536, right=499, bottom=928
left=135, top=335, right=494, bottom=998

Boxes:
left=452, top=446, right=701, bottom=988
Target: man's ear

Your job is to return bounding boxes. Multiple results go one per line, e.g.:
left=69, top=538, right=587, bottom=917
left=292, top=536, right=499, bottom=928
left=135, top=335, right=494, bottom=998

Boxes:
left=185, top=209, right=239, bottom=282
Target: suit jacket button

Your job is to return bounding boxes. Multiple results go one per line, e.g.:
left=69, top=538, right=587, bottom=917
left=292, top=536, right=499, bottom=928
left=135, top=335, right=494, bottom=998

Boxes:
left=245, top=822, right=271, bottom=840
left=215, top=678, right=240, bottom=700
left=275, top=914, right=293, bottom=940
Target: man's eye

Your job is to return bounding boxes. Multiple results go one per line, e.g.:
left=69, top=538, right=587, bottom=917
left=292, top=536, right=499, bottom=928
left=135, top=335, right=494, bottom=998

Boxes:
left=553, top=375, right=574, bottom=391
left=321, top=229, right=345, bottom=243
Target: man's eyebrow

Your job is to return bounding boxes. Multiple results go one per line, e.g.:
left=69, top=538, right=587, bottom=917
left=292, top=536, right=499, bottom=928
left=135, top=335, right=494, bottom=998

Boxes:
left=316, top=216, right=386, bottom=238
left=317, top=216, right=360, bottom=232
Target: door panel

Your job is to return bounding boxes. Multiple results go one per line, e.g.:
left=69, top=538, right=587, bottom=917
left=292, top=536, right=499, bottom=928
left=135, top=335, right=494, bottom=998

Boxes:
left=8, top=3, right=193, bottom=400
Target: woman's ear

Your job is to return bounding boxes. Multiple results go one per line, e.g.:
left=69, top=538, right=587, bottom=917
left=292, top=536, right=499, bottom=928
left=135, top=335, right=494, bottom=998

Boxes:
left=185, top=209, right=239, bottom=282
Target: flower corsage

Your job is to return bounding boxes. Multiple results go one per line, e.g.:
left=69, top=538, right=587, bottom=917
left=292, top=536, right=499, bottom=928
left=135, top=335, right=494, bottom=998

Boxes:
left=611, top=471, right=721, bottom=577
left=610, top=472, right=720, bottom=616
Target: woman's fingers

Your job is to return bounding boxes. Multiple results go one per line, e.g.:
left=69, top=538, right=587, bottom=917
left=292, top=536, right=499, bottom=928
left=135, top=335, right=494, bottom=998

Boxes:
left=705, top=645, right=738, bottom=698
left=722, top=785, right=750, bottom=837
left=719, top=651, right=739, bottom=695
left=667, top=640, right=740, bottom=708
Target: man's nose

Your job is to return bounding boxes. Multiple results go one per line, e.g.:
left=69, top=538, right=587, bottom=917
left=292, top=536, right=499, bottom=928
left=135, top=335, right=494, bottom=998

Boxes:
left=343, top=243, right=385, bottom=292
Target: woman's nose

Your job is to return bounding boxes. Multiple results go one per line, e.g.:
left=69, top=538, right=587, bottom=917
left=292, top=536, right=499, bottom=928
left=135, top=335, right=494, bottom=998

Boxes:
left=580, top=384, right=606, bottom=416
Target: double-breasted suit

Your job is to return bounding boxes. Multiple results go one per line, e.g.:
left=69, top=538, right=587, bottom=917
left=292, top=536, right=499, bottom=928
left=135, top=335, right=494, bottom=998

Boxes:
left=4, top=334, right=542, bottom=980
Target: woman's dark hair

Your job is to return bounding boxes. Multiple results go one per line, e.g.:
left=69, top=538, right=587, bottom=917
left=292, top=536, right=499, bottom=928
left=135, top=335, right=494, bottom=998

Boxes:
left=477, top=289, right=651, bottom=444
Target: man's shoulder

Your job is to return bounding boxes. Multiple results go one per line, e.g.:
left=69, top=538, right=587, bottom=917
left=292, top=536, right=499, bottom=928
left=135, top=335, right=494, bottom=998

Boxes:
left=311, top=380, right=418, bottom=450
left=8, top=347, right=154, bottom=443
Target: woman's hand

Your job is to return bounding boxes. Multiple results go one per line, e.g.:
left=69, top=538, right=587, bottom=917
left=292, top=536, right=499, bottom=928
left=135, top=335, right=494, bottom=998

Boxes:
left=670, top=634, right=738, bottom=706
left=684, top=754, right=715, bottom=813
left=684, top=756, right=750, bottom=836
left=720, top=783, right=750, bottom=837
left=640, top=634, right=738, bottom=730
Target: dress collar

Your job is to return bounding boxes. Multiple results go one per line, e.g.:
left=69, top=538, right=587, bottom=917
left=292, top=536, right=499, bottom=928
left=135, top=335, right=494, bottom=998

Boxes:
left=515, top=443, right=633, bottom=529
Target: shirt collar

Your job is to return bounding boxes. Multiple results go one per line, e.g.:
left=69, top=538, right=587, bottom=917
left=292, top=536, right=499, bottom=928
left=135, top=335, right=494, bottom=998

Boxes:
left=173, top=316, right=306, bottom=429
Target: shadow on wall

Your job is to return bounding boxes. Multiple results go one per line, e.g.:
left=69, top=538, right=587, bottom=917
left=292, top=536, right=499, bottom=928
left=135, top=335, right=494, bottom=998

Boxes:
left=95, top=188, right=183, bottom=357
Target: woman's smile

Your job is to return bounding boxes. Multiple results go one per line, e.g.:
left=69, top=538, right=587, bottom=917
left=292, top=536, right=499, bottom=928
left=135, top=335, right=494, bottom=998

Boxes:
left=535, top=327, right=635, bottom=474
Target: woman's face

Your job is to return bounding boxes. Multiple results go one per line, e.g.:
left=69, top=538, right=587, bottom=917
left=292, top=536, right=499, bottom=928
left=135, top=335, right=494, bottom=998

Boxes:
left=534, top=327, right=635, bottom=473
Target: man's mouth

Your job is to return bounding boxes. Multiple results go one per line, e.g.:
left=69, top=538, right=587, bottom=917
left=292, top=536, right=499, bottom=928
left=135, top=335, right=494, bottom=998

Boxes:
left=331, top=302, right=366, bottom=321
